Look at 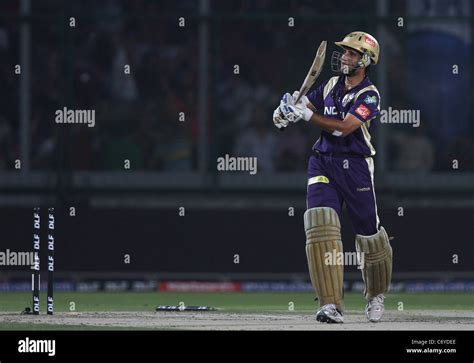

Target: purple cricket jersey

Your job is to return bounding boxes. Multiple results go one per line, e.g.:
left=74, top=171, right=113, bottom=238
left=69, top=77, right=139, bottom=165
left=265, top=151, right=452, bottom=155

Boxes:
left=307, top=75, right=381, bottom=157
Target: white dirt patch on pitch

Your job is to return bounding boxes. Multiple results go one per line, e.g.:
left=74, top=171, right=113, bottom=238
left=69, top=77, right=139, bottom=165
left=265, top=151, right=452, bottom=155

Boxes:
left=1, top=310, right=474, bottom=330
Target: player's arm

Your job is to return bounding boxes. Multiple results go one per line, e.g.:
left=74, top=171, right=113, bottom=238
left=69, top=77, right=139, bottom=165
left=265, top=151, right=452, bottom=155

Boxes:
left=306, top=84, right=324, bottom=112
left=307, top=112, right=362, bottom=137
left=284, top=90, right=380, bottom=137
left=305, top=99, right=362, bottom=137
left=283, top=97, right=363, bottom=137
left=302, top=82, right=359, bottom=136
left=307, top=102, right=317, bottom=112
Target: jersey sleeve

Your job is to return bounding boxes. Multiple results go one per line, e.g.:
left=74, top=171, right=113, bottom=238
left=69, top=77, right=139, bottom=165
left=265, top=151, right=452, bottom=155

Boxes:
left=348, top=91, right=380, bottom=122
left=307, top=80, right=327, bottom=111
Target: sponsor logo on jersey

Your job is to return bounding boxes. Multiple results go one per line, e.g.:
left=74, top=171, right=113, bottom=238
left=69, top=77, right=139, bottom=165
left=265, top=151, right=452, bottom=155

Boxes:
left=355, top=104, right=371, bottom=120
left=364, top=95, right=377, bottom=104
left=324, top=106, right=338, bottom=115
left=342, top=93, right=355, bottom=107
left=308, top=175, right=330, bottom=185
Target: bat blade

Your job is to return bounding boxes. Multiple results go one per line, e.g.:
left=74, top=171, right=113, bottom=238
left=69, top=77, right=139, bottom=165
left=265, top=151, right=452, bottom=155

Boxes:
left=294, top=40, right=327, bottom=104
left=278, top=40, right=327, bottom=132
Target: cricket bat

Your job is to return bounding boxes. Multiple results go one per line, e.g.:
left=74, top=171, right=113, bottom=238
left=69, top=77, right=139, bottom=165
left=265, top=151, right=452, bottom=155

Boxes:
left=294, top=40, right=327, bottom=104
left=280, top=40, right=327, bottom=130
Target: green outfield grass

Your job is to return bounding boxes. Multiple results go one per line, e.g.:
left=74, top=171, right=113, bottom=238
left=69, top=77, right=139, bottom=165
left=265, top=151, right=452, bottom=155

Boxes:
left=0, top=322, right=137, bottom=330
left=1, top=291, right=473, bottom=330
left=1, top=291, right=473, bottom=314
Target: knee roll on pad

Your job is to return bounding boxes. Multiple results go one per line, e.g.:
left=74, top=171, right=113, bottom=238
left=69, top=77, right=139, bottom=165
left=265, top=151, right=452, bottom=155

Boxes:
left=355, top=227, right=393, bottom=300
left=304, top=207, right=344, bottom=310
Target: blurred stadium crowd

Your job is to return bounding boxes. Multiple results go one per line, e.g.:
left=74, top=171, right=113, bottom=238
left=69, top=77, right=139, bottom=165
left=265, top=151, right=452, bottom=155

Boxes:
left=0, top=0, right=473, bottom=172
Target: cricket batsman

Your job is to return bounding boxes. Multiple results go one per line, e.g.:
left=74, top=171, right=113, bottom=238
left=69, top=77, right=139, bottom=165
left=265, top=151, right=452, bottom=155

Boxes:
left=273, top=32, right=392, bottom=323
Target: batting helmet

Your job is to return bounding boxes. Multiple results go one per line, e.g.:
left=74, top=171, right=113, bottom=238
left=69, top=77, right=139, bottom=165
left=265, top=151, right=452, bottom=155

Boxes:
left=335, top=31, right=380, bottom=65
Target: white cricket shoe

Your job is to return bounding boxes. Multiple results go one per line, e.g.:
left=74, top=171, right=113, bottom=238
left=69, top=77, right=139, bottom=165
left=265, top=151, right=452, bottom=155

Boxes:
left=316, top=303, right=344, bottom=324
left=366, top=294, right=385, bottom=322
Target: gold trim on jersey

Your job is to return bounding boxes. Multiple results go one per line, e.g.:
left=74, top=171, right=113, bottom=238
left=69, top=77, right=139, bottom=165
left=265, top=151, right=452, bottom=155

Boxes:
left=323, top=76, right=340, bottom=99
left=364, top=156, right=381, bottom=230
left=360, top=122, right=376, bottom=156
left=354, top=85, right=381, bottom=157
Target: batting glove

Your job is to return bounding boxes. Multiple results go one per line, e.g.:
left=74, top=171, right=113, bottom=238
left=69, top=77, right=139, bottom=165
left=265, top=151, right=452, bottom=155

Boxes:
left=291, top=91, right=310, bottom=108
left=273, top=104, right=289, bottom=129
left=279, top=92, right=303, bottom=123
left=284, top=103, right=314, bottom=123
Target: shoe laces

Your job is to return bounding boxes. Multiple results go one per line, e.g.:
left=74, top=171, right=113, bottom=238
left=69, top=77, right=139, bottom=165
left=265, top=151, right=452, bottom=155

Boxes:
left=369, top=294, right=384, bottom=308
left=322, top=303, right=341, bottom=315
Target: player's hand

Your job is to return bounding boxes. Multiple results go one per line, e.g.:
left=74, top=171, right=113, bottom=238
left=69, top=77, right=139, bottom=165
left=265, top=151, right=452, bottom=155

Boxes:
left=291, top=91, right=310, bottom=108
left=284, top=103, right=314, bottom=123
left=279, top=92, right=302, bottom=123
left=273, top=104, right=289, bottom=129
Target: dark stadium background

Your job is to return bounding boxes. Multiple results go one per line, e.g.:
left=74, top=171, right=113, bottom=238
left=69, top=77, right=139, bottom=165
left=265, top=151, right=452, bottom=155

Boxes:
left=0, top=0, right=473, bottom=293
